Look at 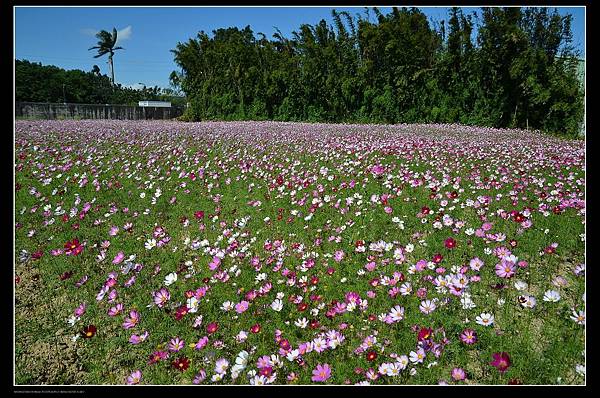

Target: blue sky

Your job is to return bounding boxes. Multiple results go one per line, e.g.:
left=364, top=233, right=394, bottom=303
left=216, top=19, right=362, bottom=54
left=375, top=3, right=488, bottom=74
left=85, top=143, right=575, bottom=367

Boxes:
left=15, top=6, right=585, bottom=90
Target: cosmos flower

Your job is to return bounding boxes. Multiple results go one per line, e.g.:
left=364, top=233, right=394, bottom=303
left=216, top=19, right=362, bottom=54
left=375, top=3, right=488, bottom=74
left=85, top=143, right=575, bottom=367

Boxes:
left=122, top=310, right=140, bottom=329
left=571, top=309, right=585, bottom=325
left=64, top=238, right=83, bottom=256
left=475, top=313, right=494, bottom=326
left=451, top=368, right=466, bottom=381
left=490, top=352, right=511, bottom=372
left=164, top=272, right=177, bottom=286
left=81, top=325, right=97, bottom=339
left=459, top=329, right=477, bottom=345
left=168, top=337, right=185, bottom=352
left=311, top=363, right=332, bottom=382
left=152, top=288, right=170, bottom=308
left=126, top=370, right=142, bottom=385
left=172, top=356, right=190, bottom=372
left=419, top=300, right=436, bottom=315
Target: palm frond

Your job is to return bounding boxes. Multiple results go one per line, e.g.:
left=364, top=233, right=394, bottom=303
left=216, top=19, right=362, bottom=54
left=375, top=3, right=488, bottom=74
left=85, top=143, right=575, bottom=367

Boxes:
left=111, top=28, right=118, bottom=47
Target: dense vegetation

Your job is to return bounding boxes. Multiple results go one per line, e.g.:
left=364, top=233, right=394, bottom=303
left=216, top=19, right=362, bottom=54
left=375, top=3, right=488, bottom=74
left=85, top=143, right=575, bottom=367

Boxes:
left=171, top=7, right=584, bottom=137
left=15, top=59, right=185, bottom=107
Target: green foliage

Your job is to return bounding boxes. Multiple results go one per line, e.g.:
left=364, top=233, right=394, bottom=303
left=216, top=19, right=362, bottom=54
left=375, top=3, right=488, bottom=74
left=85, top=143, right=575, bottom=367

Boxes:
left=171, top=7, right=584, bottom=137
left=16, top=59, right=186, bottom=106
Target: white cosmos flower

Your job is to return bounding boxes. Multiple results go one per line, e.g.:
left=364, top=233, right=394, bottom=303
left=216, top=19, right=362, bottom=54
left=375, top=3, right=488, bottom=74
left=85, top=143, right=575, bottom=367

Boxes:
left=164, top=272, right=177, bottom=286
left=295, top=317, right=308, bottom=329
left=186, top=297, right=199, bottom=313
left=286, top=349, right=300, bottom=361
left=399, top=282, right=412, bottom=296
left=409, top=348, right=426, bottom=364
left=475, top=313, right=494, bottom=326
left=145, top=238, right=157, bottom=250
left=522, top=295, right=537, bottom=308
left=543, top=290, right=561, bottom=302
left=419, top=300, right=436, bottom=314
left=397, top=355, right=409, bottom=369
left=235, top=350, right=249, bottom=367
left=571, top=309, right=585, bottom=325
left=461, top=294, right=476, bottom=310
left=221, top=301, right=234, bottom=311
left=250, top=375, right=267, bottom=385
left=389, top=305, right=405, bottom=321
left=270, top=299, right=283, bottom=312
left=514, top=280, right=528, bottom=291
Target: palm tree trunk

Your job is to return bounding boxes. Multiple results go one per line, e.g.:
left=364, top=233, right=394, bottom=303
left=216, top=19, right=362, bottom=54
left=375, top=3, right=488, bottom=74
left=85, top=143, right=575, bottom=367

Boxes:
left=109, top=54, right=115, bottom=86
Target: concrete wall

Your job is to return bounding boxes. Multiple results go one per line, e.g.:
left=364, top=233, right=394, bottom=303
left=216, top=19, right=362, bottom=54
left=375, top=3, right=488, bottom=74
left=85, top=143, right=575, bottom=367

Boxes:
left=15, top=102, right=185, bottom=120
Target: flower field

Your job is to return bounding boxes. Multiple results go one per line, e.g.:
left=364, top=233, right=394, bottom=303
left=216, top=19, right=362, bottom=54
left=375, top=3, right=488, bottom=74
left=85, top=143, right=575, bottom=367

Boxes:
left=14, top=120, right=585, bottom=385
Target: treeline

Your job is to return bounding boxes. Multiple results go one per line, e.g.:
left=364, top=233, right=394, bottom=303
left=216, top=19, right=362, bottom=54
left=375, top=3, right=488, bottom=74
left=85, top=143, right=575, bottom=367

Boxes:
left=15, top=59, right=185, bottom=106
left=172, top=7, right=584, bottom=136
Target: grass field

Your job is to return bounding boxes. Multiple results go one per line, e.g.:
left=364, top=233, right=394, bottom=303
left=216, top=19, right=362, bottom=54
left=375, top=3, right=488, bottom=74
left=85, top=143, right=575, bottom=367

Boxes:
left=14, top=120, right=585, bottom=385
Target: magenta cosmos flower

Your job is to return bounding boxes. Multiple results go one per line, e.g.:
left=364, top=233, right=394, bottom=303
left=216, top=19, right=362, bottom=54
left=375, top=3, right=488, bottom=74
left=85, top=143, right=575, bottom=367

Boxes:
left=490, top=352, right=511, bottom=372
left=444, top=237, right=457, bottom=249
left=312, top=363, right=332, bottom=382
left=459, top=329, right=477, bottom=345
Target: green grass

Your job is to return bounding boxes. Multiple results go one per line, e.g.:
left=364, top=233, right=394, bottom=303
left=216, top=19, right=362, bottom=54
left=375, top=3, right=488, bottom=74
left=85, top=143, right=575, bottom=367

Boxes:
left=14, top=120, right=585, bottom=385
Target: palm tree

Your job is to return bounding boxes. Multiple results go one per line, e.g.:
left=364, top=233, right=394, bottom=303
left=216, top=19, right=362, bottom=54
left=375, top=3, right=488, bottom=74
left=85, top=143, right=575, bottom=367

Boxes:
left=88, top=28, right=124, bottom=86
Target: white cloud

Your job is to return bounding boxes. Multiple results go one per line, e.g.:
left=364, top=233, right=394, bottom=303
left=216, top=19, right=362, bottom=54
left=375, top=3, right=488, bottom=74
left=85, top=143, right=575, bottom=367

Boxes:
left=81, top=25, right=132, bottom=45
left=116, top=26, right=132, bottom=45
left=81, top=28, right=98, bottom=36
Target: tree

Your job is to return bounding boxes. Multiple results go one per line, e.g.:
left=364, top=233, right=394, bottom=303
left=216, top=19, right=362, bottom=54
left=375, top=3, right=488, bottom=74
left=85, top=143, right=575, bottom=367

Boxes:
left=88, top=28, right=124, bottom=86
left=170, top=7, right=583, bottom=136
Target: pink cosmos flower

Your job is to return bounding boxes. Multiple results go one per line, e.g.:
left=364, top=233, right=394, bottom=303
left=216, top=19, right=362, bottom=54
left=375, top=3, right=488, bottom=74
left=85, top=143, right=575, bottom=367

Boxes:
left=108, top=303, right=124, bottom=317
left=312, top=363, right=332, bottom=382
left=122, top=310, right=140, bottom=329
left=168, top=337, right=185, bottom=352
left=129, top=331, right=149, bottom=344
left=152, top=288, right=170, bottom=308
left=195, top=336, right=209, bottom=350
left=112, top=251, right=125, bottom=264
left=126, top=370, right=142, bottom=385
left=208, top=256, right=221, bottom=270
left=451, top=368, right=466, bottom=381
left=257, top=355, right=272, bottom=369
left=371, top=165, right=385, bottom=177
left=235, top=300, right=249, bottom=314
left=74, top=303, right=86, bottom=318
left=495, top=261, right=516, bottom=278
